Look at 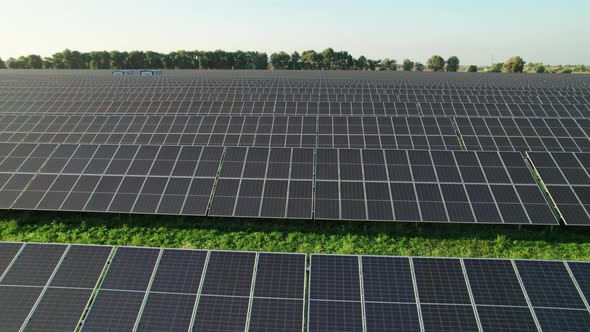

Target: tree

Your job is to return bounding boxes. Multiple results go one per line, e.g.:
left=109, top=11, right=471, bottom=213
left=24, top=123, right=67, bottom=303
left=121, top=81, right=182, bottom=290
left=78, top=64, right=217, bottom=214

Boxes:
left=43, top=57, right=54, bottom=69
left=445, top=56, right=460, bottom=72
left=144, top=51, right=163, bottom=69
left=504, top=56, right=525, bottom=73
left=382, top=58, right=397, bottom=71
left=270, top=52, right=291, bottom=69
left=51, top=52, right=66, bottom=69
left=233, top=51, right=249, bottom=69
left=0, top=57, right=6, bottom=69
left=249, top=52, right=268, bottom=69
left=170, top=50, right=195, bottom=69
left=491, top=63, right=503, bottom=73
left=110, top=51, right=128, bottom=69
left=367, top=59, right=381, bottom=71
left=402, top=59, right=414, bottom=71
left=126, top=51, right=146, bottom=69
left=7, top=57, right=30, bottom=69
left=61, top=49, right=86, bottom=69
left=290, top=51, right=302, bottom=70
left=26, top=55, right=44, bottom=69
left=320, top=48, right=335, bottom=70
left=466, top=65, right=478, bottom=72
left=333, top=50, right=351, bottom=70
left=427, top=55, right=445, bottom=71
left=356, top=56, right=368, bottom=70
left=414, top=62, right=425, bottom=71
left=88, top=51, right=111, bottom=69
left=301, top=50, right=319, bottom=69
left=534, top=64, right=546, bottom=73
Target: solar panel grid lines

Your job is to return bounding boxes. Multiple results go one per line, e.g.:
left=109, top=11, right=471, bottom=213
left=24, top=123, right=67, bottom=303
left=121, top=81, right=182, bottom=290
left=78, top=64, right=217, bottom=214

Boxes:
left=563, top=262, right=590, bottom=314
left=1, top=72, right=590, bottom=225
left=187, top=250, right=211, bottom=332
left=0, top=243, right=113, bottom=332
left=131, top=248, right=164, bottom=332
left=24, top=245, right=114, bottom=332
left=307, top=254, right=364, bottom=332
left=0, top=241, right=25, bottom=282
left=458, top=259, right=485, bottom=332
left=512, top=260, right=590, bottom=331
left=453, top=117, right=590, bottom=153
left=0, top=143, right=565, bottom=225
left=526, top=151, right=590, bottom=225
left=81, top=246, right=158, bottom=332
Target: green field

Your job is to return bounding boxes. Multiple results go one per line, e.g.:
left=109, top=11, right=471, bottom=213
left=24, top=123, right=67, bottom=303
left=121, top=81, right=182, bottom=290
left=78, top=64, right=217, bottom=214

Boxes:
left=1, top=211, right=589, bottom=260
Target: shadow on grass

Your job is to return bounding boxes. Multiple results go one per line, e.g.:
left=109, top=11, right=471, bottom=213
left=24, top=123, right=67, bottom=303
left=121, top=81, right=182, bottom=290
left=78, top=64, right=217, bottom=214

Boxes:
left=3, top=210, right=590, bottom=244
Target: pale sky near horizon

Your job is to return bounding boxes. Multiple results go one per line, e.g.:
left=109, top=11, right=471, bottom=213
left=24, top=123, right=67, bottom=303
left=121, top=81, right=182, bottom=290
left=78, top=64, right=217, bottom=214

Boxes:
left=1, top=0, right=589, bottom=65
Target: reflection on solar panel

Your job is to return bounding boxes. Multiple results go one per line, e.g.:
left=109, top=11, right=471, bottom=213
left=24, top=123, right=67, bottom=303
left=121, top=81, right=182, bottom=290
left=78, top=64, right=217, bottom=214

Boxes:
left=308, top=253, right=590, bottom=332
left=527, top=152, right=590, bottom=225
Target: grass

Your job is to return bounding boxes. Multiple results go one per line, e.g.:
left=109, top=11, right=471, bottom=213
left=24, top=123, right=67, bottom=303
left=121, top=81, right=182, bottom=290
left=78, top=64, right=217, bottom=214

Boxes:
left=1, top=211, right=590, bottom=261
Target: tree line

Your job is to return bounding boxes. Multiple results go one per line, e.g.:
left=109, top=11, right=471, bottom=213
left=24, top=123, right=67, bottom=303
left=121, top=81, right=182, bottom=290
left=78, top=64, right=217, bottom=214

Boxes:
left=0, top=49, right=586, bottom=73
left=0, top=49, right=457, bottom=71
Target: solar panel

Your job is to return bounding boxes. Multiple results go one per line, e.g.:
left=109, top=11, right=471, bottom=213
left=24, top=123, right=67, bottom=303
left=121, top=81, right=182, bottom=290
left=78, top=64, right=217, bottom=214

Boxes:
left=0, top=114, right=468, bottom=149
left=0, top=243, right=112, bottom=332
left=307, top=254, right=590, bottom=332
left=79, top=247, right=305, bottom=332
left=3, top=240, right=590, bottom=331
left=0, top=242, right=23, bottom=276
left=527, top=151, right=590, bottom=225
left=0, top=71, right=589, bottom=227
left=208, top=147, right=314, bottom=219
left=249, top=253, right=306, bottom=332
left=0, top=142, right=564, bottom=224
left=455, top=117, right=590, bottom=152
left=308, top=254, right=364, bottom=331
left=315, top=149, right=557, bottom=224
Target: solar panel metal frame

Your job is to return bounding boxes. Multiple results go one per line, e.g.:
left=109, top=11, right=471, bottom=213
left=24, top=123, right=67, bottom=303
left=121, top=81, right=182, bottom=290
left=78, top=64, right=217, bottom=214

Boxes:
left=0, top=242, right=113, bottom=332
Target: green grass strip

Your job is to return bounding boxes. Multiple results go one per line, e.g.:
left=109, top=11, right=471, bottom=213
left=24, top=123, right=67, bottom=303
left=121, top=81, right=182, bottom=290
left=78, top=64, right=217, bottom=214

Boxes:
left=1, top=211, right=590, bottom=261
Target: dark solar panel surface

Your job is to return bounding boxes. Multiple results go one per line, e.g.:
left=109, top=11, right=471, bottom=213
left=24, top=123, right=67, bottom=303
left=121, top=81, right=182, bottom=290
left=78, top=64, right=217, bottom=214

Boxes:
left=308, top=254, right=590, bottom=332
left=0, top=242, right=22, bottom=275
left=0, top=243, right=112, bottom=332
left=3, top=241, right=590, bottom=331
left=76, top=247, right=305, bottom=332
left=528, top=151, right=590, bottom=225
left=0, top=71, right=588, bottom=225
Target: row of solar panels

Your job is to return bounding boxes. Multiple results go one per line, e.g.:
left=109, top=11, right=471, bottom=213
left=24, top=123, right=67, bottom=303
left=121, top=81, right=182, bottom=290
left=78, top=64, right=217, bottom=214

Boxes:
left=0, top=74, right=587, bottom=92
left=0, top=142, right=588, bottom=225
left=1, top=68, right=587, bottom=83
left=1, top=100, right=588, bottom=118
left=0, top=115, right=587, bottom=152
left=1, top=76, right=586, bottom=90
left=2, top=91, right=589, bottom=105
left=2, top=241, right=590, bottom=331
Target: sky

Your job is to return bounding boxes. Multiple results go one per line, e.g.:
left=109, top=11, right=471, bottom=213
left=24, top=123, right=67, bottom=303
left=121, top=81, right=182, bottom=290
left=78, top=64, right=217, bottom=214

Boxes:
left=1, top=0, right=589, bottom=65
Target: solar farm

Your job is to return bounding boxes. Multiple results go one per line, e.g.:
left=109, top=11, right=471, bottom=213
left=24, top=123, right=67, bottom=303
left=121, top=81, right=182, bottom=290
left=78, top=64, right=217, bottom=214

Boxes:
left=1, top=70, right=590, bottom=331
